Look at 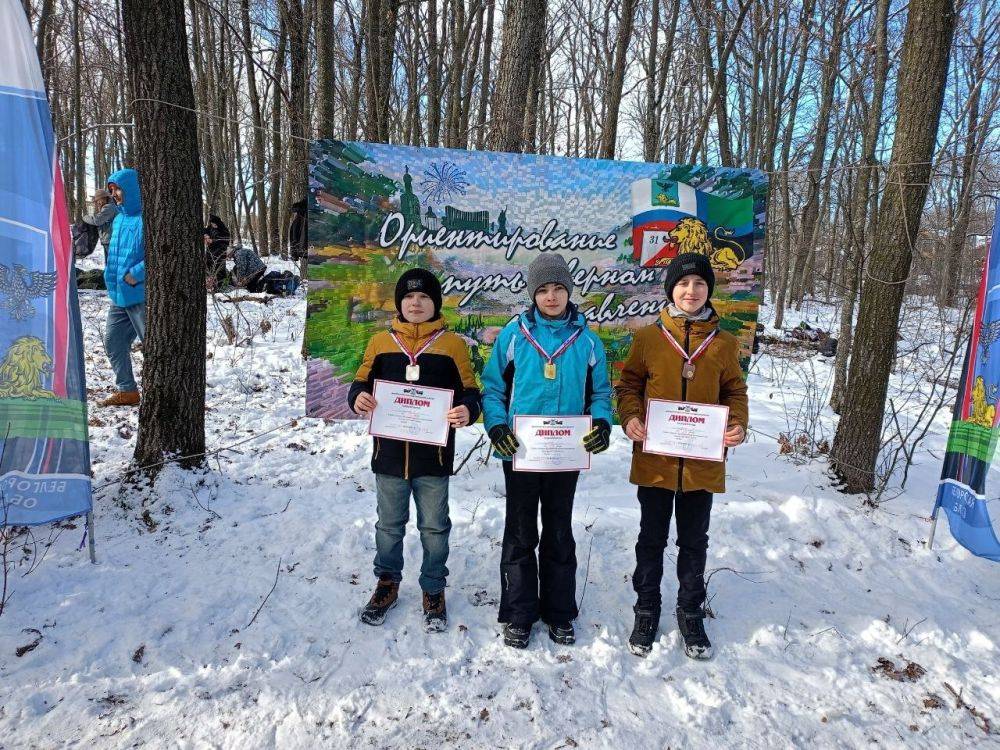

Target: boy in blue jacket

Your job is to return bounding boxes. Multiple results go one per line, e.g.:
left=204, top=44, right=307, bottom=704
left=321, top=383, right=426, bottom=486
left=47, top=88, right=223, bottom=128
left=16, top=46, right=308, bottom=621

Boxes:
left=99, top=168, right=146, bottom=407
left=482, top=253, right=613, bottom=649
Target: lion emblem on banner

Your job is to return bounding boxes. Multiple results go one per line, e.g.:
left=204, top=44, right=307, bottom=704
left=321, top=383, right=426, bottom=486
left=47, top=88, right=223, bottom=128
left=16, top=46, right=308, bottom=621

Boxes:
left=671, top=217, right=745, bottom=272
left=0, top=336, right=56, bottom=399
left=970, top=376, right=997, bottom=429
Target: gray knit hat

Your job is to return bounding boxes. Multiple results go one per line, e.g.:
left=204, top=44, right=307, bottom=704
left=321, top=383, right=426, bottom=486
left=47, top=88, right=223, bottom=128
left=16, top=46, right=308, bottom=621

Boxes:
left=526, top=253, right=573, bottom=298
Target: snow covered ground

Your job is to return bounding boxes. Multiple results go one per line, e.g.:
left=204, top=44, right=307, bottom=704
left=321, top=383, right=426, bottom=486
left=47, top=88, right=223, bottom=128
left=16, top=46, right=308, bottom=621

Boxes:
left=1, top=282, right=998, bottom=749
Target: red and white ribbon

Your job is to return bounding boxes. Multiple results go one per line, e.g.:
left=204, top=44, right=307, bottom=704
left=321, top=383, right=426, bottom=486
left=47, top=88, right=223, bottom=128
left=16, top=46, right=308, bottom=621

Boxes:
left=518, top=319, right=584, bottom=368
left=657, top=321, right=718, bottom=368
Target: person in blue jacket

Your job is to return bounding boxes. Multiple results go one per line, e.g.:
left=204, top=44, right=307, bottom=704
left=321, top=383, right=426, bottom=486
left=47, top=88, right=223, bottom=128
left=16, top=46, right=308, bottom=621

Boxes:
left=99, top=168, right=145, bottom=407
left=482, top=252, right=613, bottom=649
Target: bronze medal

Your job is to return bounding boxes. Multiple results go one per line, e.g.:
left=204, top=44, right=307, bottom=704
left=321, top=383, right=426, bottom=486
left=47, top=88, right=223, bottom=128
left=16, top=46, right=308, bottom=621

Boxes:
left=682, top=362, right=696, bottom=380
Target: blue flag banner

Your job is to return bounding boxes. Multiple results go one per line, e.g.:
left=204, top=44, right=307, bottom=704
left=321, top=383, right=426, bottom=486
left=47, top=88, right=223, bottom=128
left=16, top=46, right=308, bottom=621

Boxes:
left=933, top=200, right=1000, bottom=561
left=0, top=0, right=92, bottom=526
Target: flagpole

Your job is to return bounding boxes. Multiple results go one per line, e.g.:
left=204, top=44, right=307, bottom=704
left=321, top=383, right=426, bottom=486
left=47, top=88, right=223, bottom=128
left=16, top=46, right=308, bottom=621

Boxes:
left=927, top=501, right=939, bottom=551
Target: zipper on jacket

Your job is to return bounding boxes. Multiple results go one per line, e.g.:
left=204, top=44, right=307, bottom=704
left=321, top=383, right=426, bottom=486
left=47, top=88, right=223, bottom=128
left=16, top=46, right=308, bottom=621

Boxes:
left=438, top=446, right=444, bottom=466
left=677, top=320, right=691, bottom=494
left=404, top=441, right=410, bottom=479
left=373, top=438, right=380, bottom=462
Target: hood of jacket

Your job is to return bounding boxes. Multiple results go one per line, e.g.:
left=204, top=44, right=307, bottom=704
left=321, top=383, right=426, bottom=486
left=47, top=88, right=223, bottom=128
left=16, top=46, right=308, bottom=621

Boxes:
left=107, top=168, right=142, bottom=217
left=657, top=307, right=720, bottom=341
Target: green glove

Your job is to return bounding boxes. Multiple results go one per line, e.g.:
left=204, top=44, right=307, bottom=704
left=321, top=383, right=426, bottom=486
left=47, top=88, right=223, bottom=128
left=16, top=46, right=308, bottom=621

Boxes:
left=583, top=419, right=611, bottom=454
left=488, top=424, right=520, bottom=457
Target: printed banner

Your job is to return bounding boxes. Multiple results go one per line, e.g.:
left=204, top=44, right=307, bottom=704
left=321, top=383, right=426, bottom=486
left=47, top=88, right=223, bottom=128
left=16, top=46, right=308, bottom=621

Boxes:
left=305, top=141, right=768, bottom=421
left=933, top=201, right=1000, bottom=561
left=0, top=0, right=92, bottom=526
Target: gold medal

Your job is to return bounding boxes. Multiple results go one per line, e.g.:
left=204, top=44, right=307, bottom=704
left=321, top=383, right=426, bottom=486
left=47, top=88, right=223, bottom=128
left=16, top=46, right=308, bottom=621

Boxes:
left=682, top=362, right=696, bottom=380
left=405, top=364, right=420, bottom=381
left=544, top=362, right=557, bottom=379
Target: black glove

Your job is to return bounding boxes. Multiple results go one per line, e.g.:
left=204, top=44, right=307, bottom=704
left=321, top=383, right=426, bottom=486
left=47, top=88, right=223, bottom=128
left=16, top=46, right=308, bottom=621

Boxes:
left=488, top=424, right=520, bottom=457
left=583, top=419, right=611, bottom=454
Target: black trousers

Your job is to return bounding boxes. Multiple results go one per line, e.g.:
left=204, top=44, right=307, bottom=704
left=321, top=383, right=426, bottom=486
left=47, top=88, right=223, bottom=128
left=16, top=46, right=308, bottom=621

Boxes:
left=632, top=485, right=713, bottom=611
left=499, top=462, right=580, bottom=625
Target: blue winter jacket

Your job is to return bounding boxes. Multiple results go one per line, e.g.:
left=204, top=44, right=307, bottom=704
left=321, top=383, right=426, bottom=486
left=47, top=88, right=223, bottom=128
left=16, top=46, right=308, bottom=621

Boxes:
left=104, top=168, right=146, bottom=308
left=482, top=303, right=613, bottom=458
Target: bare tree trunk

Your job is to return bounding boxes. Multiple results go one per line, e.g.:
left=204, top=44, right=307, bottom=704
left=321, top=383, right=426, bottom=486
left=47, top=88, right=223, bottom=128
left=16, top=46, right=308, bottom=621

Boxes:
left=363, top=0, right=401, bottom=142
left=687, top=0, right=753, bottom=162
left=832, top=0, right=955, bottom=493
left=427, top=0, right=441, bottom=146
left=831, top=0, right=889, bottom=413
left=121, top=0, right=206, bottom=468
left=241, top=0, right=270, bottom=255
left=344, top=1, right=363, bottom=139
left=771, top=0, right=814, bottom=329
left=597, top=0, right=637, bottom=159
left=937, top=9, right=987, bottom=305
left=316, top=0, right=337, bottom=139
left=486, top=0, right=546, bottom=153
left=280, top=0, right=309, bottom=243
left=34, top=0, right=54, bottom=83
left=789, top=1, right=845, bottom=307
left=69, top=0, right=85, bottom=216
left=474, top=0, right=495, bottom=150
left=269, top=21, right=287, bottom=258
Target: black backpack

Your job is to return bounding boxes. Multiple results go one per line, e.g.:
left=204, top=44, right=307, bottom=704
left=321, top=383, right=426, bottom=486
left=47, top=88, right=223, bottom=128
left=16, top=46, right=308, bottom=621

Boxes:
left=72, top=221, right=99, bottom=258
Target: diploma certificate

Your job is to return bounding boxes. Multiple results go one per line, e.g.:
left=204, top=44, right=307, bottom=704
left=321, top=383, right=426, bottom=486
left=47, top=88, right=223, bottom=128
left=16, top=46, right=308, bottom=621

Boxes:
left=512, top=415, right=592, bottom=472
left=643, top=400, right=729, bottom=462
left=368, top=379, right=453, bottom=447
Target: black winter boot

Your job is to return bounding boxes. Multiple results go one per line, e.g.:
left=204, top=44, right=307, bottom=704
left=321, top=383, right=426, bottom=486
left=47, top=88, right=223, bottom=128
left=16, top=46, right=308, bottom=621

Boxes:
left=503, top=622, right=532, bottom=649
left=547, top=621, right=575, bottom=645
left=676, top=607, right=713, bottom=660
left=628, top=605, right=661, bottom=657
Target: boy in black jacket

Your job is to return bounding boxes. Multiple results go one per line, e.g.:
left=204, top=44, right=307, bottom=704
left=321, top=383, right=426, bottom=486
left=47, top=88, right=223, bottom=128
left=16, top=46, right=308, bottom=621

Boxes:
left=348, top=269, right=482, bottom=632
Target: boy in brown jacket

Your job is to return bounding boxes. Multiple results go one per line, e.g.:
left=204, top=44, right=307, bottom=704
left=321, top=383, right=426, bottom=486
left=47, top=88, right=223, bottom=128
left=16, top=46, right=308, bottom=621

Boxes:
left=616, top=252, right=749, bottom=659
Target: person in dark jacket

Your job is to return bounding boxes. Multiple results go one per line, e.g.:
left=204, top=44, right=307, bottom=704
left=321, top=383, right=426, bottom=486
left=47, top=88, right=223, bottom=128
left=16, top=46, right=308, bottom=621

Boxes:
left=347, top=268, right=482, bottom=633
left=288, top=198, right=307, bottom=260
left=204, top=214, right=231, bottom=291
left=99, top=168, right=145, bottom=408
left=80, top=188, right=118, bottom=262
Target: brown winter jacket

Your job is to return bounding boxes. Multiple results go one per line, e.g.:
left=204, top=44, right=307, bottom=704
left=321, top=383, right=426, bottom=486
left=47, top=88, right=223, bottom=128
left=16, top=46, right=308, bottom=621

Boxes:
left=616, top=308, right=749, bottom=494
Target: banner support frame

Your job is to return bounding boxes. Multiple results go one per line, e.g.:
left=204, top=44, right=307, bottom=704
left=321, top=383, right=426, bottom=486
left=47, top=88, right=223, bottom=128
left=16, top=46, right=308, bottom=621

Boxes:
left=927, top=502, right=940, bottom=551
left=86, top=511, right=96, bottom=563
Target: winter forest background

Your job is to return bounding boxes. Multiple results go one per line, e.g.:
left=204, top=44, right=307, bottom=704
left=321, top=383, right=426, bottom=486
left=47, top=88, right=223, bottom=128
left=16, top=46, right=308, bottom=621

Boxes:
left=24, top=0, right=1000, bottom=490
left=3, top=0, right=1000, bottom=746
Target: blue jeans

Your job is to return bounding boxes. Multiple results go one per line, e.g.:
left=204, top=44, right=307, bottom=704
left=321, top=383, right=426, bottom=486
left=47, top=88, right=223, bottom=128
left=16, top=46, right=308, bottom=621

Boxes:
left=374, top=474, right=451, bottom=594
left=105, top=302, right=146, bottom=392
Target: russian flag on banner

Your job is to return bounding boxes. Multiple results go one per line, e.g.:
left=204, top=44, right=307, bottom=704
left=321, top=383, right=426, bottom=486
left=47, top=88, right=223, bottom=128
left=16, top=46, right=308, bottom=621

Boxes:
left=0, top=0, right=93, bottom=527
left=933, top=200, right=1000, bottom=562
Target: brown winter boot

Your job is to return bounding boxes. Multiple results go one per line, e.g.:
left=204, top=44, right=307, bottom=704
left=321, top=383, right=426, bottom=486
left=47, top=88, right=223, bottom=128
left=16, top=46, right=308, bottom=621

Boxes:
left=99, top=390, right=140, bottom=407
left=360, top=576, right=399, bottom=626
left=422, top=590, right=448, bottom=633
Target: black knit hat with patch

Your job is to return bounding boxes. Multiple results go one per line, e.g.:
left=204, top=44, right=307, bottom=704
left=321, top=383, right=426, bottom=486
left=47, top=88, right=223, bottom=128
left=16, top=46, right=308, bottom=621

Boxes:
left=663, top=252, right=715, bottom=300
left=395, top=268, right=443, bottom=317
